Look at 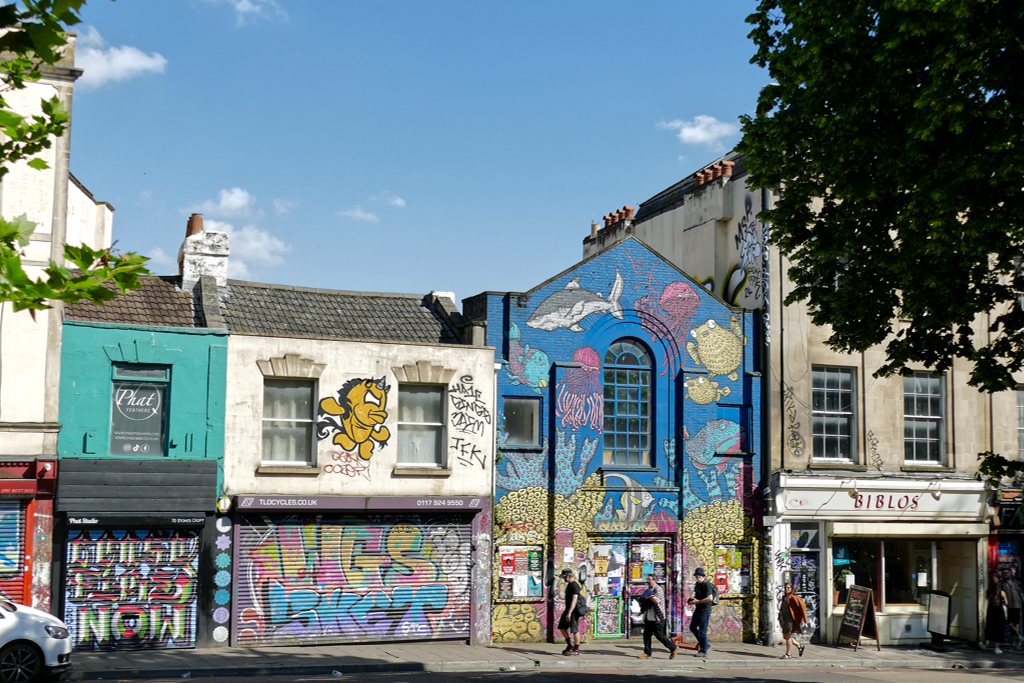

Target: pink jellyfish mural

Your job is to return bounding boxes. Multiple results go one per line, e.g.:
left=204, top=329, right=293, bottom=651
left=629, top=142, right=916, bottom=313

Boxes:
left=637, top=281, right=701, bottom=375
left=556, top=346, right=602, bottom=431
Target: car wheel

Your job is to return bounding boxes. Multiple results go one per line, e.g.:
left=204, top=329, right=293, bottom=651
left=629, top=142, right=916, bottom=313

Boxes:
left=0, top=643, right=42, bottom=683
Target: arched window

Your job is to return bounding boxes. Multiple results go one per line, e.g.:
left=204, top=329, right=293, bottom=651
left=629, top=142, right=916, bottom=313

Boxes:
left=603, top=339, right=652, bottom=466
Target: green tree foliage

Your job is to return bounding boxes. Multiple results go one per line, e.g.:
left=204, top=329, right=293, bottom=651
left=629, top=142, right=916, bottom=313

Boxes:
left=739, top=0, right=1024, bottom=480
left=0, top=1, right=149, bottom=315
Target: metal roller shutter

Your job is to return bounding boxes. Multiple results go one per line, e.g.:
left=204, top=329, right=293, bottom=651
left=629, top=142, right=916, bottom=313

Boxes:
left=0, top=501, right=25, bottom=603
left=64, top=528, right=200, bottom=650
left=236, top=512, right=473, bottom=646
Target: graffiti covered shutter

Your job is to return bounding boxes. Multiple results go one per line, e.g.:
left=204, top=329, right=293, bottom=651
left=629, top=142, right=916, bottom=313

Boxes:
left=64, top=528, right=200, bottom=650
left=0, top=501, right=25, bottom=603
left=236, top=513, right=473, bottom=645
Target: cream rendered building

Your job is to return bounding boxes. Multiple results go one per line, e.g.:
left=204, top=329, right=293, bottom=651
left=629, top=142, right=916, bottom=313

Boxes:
left=583, top=152, right=1006, bottom=647
left=0, top=34, right=114, bottom=610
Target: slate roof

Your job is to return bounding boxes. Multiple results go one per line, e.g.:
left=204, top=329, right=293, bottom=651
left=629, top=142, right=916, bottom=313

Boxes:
left=220, top=281, right=460, bottom=344
left=64, top=276, right=197, bottom=327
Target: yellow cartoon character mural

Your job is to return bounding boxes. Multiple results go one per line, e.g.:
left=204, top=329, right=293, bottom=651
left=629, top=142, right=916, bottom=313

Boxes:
left=316, top=377, right=391, bottom=460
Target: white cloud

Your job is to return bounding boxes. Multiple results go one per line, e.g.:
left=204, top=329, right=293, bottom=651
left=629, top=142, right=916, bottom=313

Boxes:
left=372, top=191, right=406, bottom=208
left=339, top=206, right=379, bottom=223
left=206, top=219, right=291, bottom=279
left=195, top=188, right=257, bottom=217
left=145, top=247, right=175, bottom=271
left=75, top=27, right=167, bottom=89
left=273, top=198, right=296, bottom=215
left=204, top=0, right=288, bottom=26
left=658, top=115, right=739, bottom=148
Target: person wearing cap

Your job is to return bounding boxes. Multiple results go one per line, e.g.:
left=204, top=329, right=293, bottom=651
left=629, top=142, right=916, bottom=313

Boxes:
left=558, top=568, right=581, bottom=656
left=686, top=567, right=715, bottom=657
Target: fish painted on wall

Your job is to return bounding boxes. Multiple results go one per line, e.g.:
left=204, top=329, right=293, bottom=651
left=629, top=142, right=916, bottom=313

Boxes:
left=683, top=376, right=730, bottom=405
left=316, top=377, right=391, bottom=460
left=685, top=316, right=746, bottom=381
left=506, top=322, right=550, bottom=394
left=683, top=419, right=744, bottom=471
left=527, top=268, right=624, bottom=332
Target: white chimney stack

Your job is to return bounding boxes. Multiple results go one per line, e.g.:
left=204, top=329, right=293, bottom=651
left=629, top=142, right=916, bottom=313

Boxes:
left=178, top=213, right=229, bottom=287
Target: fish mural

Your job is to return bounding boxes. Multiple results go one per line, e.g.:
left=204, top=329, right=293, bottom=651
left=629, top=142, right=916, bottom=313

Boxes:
left=686, top=316, right=746, bottom=382
left=506, top=322, right=550, bottom=394
left=683, top=376, right=730, bottom=405
left=527, top=268, right=624, bottom=332
left=682, top=419, right=744, bottom=469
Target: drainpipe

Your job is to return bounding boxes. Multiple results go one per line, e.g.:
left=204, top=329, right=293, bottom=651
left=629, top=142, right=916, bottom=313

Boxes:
left=761, top=185, right=774, bottom=647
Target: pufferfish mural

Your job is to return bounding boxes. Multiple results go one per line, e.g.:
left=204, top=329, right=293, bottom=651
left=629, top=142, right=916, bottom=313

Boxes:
left=686, top=316, right=746, bottom=382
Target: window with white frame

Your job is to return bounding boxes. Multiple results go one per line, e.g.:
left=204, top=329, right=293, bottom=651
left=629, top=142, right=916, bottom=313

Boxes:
left=398, top=384, right=446, bottom=466
left=811, top=366, right=855, bottom=460
left=903, top=372, right=944, bottom=463
left=262, top=379, right=316, bottom=464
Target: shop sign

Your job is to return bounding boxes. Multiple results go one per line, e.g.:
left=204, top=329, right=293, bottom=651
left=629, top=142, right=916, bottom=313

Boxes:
left=0, top=480, right=35, bottom=497
left=237, top=495, right=486, bottom=510
left=109, top=382, right=166, bottom=456
left=778, top=477, right=985, bottom=521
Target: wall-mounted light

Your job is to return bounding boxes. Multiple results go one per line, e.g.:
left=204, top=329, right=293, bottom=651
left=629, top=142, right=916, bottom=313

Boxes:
left=216, top=497, right=232, bottom=514
left=42, top=463, right=52, bottom=472
left=848, top=479, right=860, bottom=499
left=931, top=481, right=942, bottom=500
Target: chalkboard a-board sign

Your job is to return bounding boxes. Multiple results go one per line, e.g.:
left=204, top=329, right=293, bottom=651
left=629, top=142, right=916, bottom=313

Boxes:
left=927, top=592, right=950, bottom=637
left=837, top=585, right=881, bottom=651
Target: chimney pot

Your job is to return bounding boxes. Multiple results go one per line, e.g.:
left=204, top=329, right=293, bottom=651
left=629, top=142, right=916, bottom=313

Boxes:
left=624, top=206, right=635, bottom=220
left=721, top=161, right=735, bottom=177
left=186, top=213, right=205, bottom=237
left=591, top=222, right=600, bottom=237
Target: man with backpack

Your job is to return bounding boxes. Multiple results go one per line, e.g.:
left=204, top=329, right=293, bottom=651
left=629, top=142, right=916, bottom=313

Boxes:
left=686, top=567, right=716, bottom=657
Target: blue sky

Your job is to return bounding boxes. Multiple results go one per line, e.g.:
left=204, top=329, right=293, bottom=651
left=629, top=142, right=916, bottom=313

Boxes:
left=70, top=0, right=766, bottom=302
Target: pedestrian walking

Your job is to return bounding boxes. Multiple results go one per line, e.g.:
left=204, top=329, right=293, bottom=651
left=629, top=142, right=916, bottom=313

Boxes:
left=983, top=576, right=1008, bottom=655
left=637, top=574, right=678, bottom=659
left=1001, top=566, right=1022, bottom=649
left=777, top=582, right=808, bottom=659
left=558, top=568, right=581, bottom=656
left=686, top=567, right=716, bottom=657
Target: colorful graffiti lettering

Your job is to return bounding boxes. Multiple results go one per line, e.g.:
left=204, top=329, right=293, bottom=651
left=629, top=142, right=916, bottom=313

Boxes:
left=450, top=375, right=491, bottom=437
left=506, top=323, right=551, bottom=394
left=686, top=317, right=746, bottom=382
left=64, top=529, right=199, bottom=650
left=237, top=516, right=471, bottom=645
left=526, top=269, right=624, bottom=333
left=316, top=377, right=391, bottom=460
left=556, top=347, right=602, bottom=431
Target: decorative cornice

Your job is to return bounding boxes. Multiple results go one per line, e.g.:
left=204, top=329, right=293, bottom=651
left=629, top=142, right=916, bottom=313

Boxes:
left=257, top=354, right=326, bottom=379
left=391, top=361, right=456, bottom=384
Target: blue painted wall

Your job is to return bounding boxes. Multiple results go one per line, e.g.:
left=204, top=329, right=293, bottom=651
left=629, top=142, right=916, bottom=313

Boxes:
left=483, top=238, right=764, bottom=643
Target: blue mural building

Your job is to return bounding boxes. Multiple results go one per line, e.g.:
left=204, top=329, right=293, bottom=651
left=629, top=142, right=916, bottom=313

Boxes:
left=465, top=237, right=765, bottom=644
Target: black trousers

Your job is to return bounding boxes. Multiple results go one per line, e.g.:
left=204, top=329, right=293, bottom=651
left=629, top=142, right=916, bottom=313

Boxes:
left=643, top=619, right=675, bottom=654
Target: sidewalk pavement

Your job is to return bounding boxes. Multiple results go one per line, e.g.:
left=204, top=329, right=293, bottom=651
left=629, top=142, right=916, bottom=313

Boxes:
left=67, top=639, right=1024, bottom=681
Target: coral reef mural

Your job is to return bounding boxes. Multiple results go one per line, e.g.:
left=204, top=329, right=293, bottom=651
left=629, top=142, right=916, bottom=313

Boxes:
left=489, top=240, right=763, bottom=646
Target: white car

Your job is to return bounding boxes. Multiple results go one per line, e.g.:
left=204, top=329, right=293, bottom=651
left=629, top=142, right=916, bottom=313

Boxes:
left=0, top=599, right=71, bottom=683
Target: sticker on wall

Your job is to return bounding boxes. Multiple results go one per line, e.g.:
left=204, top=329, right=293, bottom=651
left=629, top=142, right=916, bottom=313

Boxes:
left=316, top=377, right=391, bottom=460
left=526, top=268, right=624, bottom=332
left=686, top=316, right=746, bottom=381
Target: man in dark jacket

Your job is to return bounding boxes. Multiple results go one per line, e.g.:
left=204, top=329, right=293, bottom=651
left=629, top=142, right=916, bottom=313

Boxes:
left=638, top=574, right=678, bottom=659
left=686, top=567, right=715, bottom=657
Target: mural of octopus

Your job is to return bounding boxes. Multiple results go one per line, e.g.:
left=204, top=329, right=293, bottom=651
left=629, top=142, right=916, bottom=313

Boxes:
left=556, top=346, right=602, bottom=431
left=506, top=322, right=550, bottom=394
left=683, top=375, right=731, bottom=405
left=686, top=316, right=746, bottom=381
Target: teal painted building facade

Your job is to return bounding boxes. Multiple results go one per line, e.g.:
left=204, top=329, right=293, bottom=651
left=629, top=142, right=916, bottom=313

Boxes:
left=55, top=278, right=229, bottom=652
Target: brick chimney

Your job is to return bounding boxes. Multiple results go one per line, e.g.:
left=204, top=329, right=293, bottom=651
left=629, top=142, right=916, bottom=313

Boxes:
left=178, top=213, right=229, bottom=288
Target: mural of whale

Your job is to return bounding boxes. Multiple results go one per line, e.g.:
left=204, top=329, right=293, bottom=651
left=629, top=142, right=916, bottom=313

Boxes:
left=526, top=268, right=624, bottom=332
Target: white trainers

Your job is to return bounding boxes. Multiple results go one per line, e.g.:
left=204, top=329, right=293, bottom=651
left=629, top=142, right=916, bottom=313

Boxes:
left=994, top=647, right=1003, bottom=655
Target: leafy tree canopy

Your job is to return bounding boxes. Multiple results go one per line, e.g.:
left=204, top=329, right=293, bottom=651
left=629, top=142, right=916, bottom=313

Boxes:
left=0, top=1, right=149, bottom=315
left=739, top=0, right=1024, bottom=395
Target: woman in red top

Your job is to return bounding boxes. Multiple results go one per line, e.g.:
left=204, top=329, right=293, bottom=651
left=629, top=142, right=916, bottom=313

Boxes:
left=778, top=582, right=808, bottom=658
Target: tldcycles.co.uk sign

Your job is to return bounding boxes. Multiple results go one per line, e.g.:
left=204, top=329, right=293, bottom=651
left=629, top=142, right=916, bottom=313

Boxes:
left=109, top=382, right=166, bottom=456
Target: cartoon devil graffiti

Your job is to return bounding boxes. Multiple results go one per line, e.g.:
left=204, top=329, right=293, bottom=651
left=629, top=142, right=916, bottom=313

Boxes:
left=317, top=377, right=391, bottom=460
